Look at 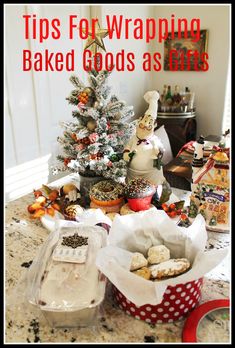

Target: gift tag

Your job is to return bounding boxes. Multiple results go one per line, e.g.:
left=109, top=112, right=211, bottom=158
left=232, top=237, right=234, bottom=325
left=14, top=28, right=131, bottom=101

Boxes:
left=52, top=233, right=89, bottom=263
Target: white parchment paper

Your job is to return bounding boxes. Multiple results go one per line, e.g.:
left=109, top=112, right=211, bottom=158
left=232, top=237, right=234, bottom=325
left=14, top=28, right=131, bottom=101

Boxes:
left=96, top=208, right=229, bottom=306
left=42, top=208, right=112, bottom=233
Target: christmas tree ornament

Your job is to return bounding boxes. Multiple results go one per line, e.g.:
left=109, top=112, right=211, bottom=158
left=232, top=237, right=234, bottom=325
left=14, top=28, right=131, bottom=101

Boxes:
left=78, top=92, right=89, bottom=104
left=82, top=20, right=109, bottom=55
left=78, top=87, right=96, bottom=107
left=109, top=153, right=122, bottom=162
left=64, top=158, right=72, bottom=167
left=79, top=136, right=91, bottom=145
left=90, top=152, right=103, bottom=160
left=88, top=133, right=98, bottom=143
left=87, top=118, right=97, bottom=131
left=71, top=133, right=78, bottom=141
left=93, top=100, right=104, bottom=109
left=75, top=144, right=85, bottom=151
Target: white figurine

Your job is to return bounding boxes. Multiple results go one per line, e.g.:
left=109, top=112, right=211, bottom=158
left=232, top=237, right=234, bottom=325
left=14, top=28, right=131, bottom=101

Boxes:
left=123, top=91, right=165, bottom=186
left=192, top=135, right=205, bottom=181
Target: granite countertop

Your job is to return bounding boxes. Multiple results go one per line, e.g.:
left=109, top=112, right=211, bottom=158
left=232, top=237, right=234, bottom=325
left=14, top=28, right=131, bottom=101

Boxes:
left=5, top=187, right=230, bottom=343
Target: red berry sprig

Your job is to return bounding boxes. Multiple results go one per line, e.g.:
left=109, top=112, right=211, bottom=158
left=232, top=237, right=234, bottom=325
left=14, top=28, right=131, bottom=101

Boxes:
left=161, top=202, right=183, bottom=218
left=78, top=92, right=89, bottom=104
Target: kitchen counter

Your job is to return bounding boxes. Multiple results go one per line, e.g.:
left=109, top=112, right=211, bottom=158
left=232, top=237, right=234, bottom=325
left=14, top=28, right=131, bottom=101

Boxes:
left=5, top=185, right=230, bottom=343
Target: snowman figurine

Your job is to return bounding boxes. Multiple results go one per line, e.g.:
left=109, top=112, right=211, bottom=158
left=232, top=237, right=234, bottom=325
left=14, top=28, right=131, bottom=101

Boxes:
left=123, top=90, right=172, bottom=204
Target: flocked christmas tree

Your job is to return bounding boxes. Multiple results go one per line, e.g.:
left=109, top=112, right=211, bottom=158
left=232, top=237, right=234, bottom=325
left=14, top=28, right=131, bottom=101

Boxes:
left=54, top=66, right=135, bottom=182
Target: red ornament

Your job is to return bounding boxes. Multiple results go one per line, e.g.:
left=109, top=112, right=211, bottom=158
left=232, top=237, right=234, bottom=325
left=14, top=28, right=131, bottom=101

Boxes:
left=77, top=102, right=86, bottom=110
left=64, top=158, right=72, bottom=166
left=90, top=154, right=97, bottom=160
left=75, top=144, right=85, bottom=151
left=79, top=136, right=91, bottom=145
left=89, top=133, right=98, bottom=144
left=90, top=152, right=103, bottom=160
left=71, top=133, right=77, bottom=141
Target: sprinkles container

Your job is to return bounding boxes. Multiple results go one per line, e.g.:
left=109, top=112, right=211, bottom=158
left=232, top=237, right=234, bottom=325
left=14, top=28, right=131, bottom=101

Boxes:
left=124, top=178, right=156, bottom=212
left=112, top=278, right=203, bottom=323
left=127, top=196, right=154, bottom=211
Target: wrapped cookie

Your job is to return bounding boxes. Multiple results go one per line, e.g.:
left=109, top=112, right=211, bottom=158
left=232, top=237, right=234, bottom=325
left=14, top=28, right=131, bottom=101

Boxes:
left=64, top=204, right=84, bottom=221
left=147, top=245, right=170, bottom=265
left=149, top=258, right=190, bottom=280
left=130, top=252, right=148, bottom=271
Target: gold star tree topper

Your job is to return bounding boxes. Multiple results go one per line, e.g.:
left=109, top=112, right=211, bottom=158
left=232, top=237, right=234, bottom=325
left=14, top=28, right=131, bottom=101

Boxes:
left=82, top=19, right=109, bottom=55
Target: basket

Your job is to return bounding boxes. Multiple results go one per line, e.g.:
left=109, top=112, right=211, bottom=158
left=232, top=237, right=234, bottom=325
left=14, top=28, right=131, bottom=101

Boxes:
left=112, top=277, right=203, bottom=324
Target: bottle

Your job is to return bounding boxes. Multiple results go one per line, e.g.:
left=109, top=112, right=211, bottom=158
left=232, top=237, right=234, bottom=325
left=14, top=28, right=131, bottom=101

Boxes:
left=173, top=85, right=181, bottom=105
left=184, top=87, right=191, bottom=112
left=160, top=85, right=168, bottom=112
left=188, top=92, right=195, bottom=111
left=165, top=85, right=173, bottom=105
left=161, top=85, right=167, bottom=102
left=180, top=87, right=187, bottom=112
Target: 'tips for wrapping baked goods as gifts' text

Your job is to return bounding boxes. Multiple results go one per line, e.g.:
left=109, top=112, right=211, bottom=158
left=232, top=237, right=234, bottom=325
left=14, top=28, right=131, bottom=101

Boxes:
left=22, top=14, right=209, bottom=72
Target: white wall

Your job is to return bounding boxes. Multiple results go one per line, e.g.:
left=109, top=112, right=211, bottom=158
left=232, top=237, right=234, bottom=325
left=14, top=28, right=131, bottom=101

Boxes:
left=99, top=5, right=155, bottom=118
left=151, top=4, right=230, bottom=136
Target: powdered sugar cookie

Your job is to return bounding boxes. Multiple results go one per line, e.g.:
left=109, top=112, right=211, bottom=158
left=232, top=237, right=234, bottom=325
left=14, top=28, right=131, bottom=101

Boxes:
left=132, top=267, right=151, bottom=280
left=147, top=245, right=170, bottom=265
left=149, top=258, right=190, bottom=279
left=130, top=252, right=148, bottom=271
